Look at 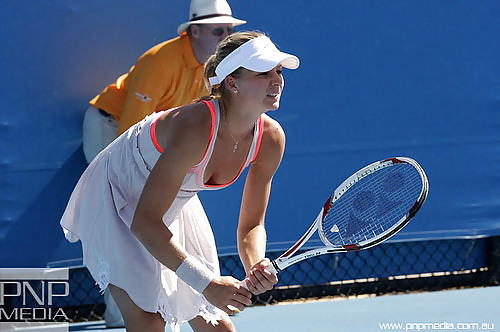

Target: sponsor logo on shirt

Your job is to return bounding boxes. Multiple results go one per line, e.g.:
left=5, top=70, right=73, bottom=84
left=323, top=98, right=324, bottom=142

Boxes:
left=135, top=92, right=152, bottom=102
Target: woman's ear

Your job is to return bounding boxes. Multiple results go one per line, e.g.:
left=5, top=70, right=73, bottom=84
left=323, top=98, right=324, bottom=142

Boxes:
left=224, top=75, right=238, bottom=92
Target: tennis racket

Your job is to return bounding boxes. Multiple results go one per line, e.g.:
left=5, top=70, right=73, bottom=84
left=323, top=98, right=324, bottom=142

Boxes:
left=240, top=156, right=428, bottom=289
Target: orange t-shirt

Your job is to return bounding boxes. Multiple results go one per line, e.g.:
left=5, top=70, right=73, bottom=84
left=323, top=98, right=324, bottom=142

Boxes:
left=90, top=34, right=208, bottom=135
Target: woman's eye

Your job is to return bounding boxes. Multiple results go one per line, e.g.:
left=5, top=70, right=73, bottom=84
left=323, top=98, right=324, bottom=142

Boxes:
left=259, top=69, right=282, bottom=76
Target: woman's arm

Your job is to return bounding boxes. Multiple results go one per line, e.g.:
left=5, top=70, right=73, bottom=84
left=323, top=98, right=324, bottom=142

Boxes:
left=130, top=105, right=209, bottom=270
left=130, top=104, right=251, bottom=313
left=237, top=115, right=286, bottom=294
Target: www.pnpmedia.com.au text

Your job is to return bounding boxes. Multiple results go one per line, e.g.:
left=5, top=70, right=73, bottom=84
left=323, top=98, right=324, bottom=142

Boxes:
left=379, top=322, right=495, bottom=331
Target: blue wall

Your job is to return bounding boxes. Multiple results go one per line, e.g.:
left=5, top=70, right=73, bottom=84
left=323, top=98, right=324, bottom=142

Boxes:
left=1, top=0, right=499, bottom=267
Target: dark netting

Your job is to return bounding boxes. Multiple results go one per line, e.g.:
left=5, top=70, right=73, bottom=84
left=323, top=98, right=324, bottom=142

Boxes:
left=7, top=236, right=496, bottom=323
left=220, top=236, right=500, bottom=305
left=59, top=268, right=105, bottom=322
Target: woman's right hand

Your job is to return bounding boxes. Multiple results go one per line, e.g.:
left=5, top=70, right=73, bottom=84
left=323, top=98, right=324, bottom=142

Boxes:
left=203, top=276, right=252, bottom=314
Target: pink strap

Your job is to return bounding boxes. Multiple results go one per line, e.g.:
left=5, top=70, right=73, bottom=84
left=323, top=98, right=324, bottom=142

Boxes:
left=195, top=100, right=217, bottom=167
left=251, top=116, right=265, bottom=163
left=150, top=115, right=164, bottom=153
left=150, top=101, right=216, bottom=156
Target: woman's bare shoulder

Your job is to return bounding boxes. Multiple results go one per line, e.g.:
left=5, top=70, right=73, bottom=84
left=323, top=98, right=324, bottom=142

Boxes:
left=155, top=102, right=213, bottom=160
left=261, top=114, right=285, bottom=145
left=162, top=102, right=212, bottom=129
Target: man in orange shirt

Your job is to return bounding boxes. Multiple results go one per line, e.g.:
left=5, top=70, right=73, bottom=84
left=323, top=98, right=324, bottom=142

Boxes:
left=83, top=0, right=246, bottom=163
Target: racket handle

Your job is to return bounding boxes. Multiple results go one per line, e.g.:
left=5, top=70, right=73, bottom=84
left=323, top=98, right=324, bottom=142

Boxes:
left=239, top=278, right=250, bottom=290
left=239, top=263, right=278, bottom=290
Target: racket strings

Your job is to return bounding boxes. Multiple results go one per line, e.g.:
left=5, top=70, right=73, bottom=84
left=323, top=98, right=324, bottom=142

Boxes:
left=322, top=163, right=423, bottom=247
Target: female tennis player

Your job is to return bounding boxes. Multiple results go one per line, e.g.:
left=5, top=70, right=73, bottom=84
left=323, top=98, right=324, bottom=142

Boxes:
left=60, top=31, right=299, bottom=332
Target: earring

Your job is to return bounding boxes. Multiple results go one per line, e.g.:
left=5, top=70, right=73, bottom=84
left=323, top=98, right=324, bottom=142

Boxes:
left=234, top=89, right=238, bottom=94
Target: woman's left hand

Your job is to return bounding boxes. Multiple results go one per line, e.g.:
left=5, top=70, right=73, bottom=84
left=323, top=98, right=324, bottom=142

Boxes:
left=243, top=258, right=278, bottom=295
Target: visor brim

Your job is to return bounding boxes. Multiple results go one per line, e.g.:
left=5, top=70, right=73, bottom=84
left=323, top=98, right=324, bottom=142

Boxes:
left=242, top=52, right=300, bottom=73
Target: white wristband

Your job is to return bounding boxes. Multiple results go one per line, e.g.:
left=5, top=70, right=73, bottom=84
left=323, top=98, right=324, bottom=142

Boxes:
left=175, top=255, right=215, bottom=293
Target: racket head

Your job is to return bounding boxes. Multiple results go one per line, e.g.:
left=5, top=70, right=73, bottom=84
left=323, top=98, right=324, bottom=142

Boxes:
left=319, top=157, right=428, bottom=251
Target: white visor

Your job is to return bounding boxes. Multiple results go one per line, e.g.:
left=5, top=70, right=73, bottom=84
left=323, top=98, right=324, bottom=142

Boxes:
left=208, top=36, right=300, bottom=86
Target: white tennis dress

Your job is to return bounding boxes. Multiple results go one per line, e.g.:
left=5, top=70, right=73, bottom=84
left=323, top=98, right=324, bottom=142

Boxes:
left=60, top=99, right=264, bottom=332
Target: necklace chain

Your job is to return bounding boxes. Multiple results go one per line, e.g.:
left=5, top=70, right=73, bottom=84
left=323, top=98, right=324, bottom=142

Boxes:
left=220, top=101, right=253, bottom=153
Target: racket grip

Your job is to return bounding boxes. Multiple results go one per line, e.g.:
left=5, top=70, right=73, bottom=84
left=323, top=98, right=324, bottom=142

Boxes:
left=239, top=278, right=250, bottom=290
left=239, top=263, right=278, bottom=290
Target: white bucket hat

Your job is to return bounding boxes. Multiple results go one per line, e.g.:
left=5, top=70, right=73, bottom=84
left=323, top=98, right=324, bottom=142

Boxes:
left=209, top=35, right=300, bottom=86
left=177, top=0, right=246, bottom=35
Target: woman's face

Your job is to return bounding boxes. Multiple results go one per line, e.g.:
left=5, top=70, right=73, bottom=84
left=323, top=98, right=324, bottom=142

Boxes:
left=233, top=65, right=284, bottom=111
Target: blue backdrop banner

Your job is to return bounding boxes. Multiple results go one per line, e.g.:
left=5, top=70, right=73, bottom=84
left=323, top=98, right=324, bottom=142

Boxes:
left=1, top=0, right=499, bottom=266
